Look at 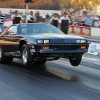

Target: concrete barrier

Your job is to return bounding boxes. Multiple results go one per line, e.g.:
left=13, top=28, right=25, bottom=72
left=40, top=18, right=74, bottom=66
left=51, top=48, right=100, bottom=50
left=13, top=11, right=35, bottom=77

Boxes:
left=91, top=27, right=100, bottom=37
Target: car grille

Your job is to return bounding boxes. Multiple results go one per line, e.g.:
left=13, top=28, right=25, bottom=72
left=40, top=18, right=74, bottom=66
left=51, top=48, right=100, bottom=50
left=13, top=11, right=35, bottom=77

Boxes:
left=53, top=45, right=79, bottom=50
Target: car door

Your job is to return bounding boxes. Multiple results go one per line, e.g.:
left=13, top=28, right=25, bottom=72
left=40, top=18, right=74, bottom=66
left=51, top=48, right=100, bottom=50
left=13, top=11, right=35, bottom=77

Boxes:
left=0, top=25, right=20, bottom=53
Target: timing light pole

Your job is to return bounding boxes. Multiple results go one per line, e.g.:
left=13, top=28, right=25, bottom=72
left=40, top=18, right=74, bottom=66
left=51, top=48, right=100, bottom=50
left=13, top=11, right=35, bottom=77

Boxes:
left=24, top=0, right=36, bottom=23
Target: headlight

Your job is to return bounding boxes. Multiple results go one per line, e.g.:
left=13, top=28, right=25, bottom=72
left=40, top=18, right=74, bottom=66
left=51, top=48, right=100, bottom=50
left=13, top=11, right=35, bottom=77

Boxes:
left=37, top=40, right=50, bottom=44
left=37, top=40, right=44, bottom=44
left=81, top=40, right=87, bottom=43
left=76, top=40, right=81, bottom=43
left=76, top=40, right=87, bottom=43
left=44, top=40, right=50, bottom=44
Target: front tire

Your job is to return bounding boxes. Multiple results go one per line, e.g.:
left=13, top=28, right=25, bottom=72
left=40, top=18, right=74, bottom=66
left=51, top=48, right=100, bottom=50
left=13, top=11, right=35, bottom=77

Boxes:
left=21, top=44, right=33, bottom=67
left=69, top=55, right=82, bottom=66
left=0, top=47, right=13, bottom=64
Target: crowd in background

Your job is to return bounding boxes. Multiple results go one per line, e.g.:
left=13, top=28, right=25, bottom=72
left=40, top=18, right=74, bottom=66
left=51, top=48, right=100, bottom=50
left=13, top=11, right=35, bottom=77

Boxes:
left=0, top=9, right=100, bottom=29
left=8, top=10, right=100, bottom=28
left=0, top=9, right=100, bottom=35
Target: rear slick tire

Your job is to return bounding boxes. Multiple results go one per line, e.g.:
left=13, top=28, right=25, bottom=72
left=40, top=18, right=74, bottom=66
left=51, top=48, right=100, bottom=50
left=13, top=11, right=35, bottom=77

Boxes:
left=0, top=47, right=13, bottom=64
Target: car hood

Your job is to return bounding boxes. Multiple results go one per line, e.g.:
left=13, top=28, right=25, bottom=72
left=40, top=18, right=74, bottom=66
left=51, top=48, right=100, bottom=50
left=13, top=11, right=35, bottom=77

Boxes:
left=28, top=33, right=86, bottom=44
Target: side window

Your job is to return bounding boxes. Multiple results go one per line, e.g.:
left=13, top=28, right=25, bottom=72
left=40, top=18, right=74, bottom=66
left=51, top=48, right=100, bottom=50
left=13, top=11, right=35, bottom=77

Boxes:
left=5, top=26, right=17, bottom=35
left=21, top=27, right=27, bottom=34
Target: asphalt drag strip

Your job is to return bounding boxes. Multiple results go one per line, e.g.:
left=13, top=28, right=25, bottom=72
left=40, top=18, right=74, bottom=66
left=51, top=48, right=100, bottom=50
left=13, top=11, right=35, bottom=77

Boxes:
left=46, top=53, right=100, bottom=90
left=12, top=54, right=100, bottom=91
left=0, top=56, right=100, bottom=100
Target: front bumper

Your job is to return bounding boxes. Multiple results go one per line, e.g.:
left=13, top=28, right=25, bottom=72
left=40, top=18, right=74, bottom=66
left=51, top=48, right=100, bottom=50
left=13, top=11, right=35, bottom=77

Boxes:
left=31, top=44, right=89, bottom=54
left=39, top=49, right=88, bottom=54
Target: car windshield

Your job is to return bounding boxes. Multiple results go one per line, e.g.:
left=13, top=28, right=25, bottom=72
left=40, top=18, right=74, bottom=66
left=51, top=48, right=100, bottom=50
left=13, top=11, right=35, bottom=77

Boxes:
left=19, top=24, right=64, bottom=35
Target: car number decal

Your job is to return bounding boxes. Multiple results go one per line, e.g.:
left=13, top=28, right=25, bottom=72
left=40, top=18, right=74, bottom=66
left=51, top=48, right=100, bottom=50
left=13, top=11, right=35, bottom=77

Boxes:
left=21, top=24, right=27, bottom=27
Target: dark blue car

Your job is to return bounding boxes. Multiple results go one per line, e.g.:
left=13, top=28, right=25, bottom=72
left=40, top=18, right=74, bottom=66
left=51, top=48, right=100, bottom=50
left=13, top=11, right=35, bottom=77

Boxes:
left=0, top=23, right=89, bottom=67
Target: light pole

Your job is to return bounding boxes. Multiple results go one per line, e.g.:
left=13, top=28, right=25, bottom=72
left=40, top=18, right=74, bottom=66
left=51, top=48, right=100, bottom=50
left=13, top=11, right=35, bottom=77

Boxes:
left=26, top=3, right=28, bottom=23
left=25, top=0, right=36, bottom=23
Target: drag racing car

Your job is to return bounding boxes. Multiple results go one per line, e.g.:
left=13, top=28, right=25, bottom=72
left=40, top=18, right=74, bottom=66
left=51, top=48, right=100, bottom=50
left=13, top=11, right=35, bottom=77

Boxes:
left=0, top=23, right=89, bottom=67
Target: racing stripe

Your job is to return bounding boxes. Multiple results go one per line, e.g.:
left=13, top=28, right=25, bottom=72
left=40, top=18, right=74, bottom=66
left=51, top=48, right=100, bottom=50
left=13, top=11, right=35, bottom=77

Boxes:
left=0, top=40, right=19, bottom=45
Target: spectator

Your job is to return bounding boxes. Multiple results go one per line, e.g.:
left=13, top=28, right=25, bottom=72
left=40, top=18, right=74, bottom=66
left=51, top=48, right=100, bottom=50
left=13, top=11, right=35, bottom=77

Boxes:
left=49, top=13, right=59, bottom=27
left=99, top=16, right=100, bottom=20
left=27, top=11, right=36, bottom=23
left=71, top=13, right=76, bottom=23
left=35, top=11, right=37, bottom=20
left=11, top=10, right=22, bottom=24
left=21, top=12, right=26, bottom=23
left=84, top=15, right=93, bottom=27
left=20, top=11, right=23, bottom=15
left=77, top=16, right=82, bottom=22
left=68, top=14, right=72, bottom=24
left=42, top=12, right=46, bottom=23
left=58, top=12, right=71, bottom=34
left=94, top=15, right=99, bottom=20
left=57, top=13, right=60, bottom=19
left=0, top=11, right=5, bottom=34
left=36, top=11, right=40, bottom=22
left=9, top=10, right=12, bottom=15
left=51, top=12, right=54, bottom=17
left=46, top=13, right=50, bottom=22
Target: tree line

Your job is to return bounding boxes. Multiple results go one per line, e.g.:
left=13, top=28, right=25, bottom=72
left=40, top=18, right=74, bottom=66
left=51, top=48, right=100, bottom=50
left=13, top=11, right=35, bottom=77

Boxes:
left=0, top=0, right=100, bottom=13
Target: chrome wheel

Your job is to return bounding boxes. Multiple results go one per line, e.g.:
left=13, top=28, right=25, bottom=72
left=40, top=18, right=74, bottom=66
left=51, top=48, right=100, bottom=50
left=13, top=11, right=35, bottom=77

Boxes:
left=21, top=44, right=33, bottom=67
left=22, top=48, right=28, bottom=64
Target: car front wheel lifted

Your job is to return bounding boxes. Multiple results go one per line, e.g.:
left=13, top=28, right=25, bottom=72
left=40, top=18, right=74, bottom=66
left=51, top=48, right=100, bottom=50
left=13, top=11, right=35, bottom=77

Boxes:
left=69, top=55, right=82, bottom=66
